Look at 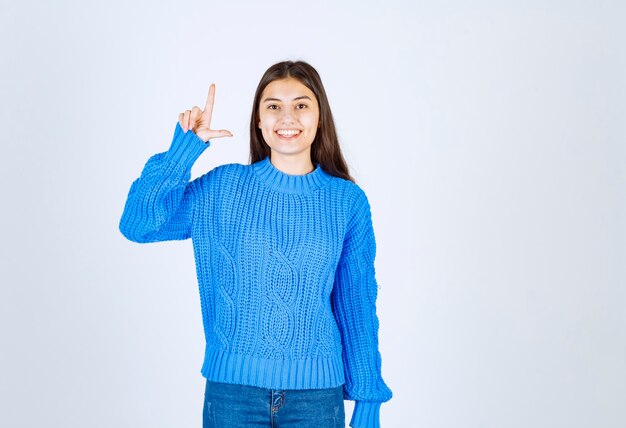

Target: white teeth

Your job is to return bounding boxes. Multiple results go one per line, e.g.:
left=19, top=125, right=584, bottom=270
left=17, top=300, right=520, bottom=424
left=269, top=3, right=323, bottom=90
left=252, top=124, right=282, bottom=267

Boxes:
left=277, top=129, right=301, bottom=136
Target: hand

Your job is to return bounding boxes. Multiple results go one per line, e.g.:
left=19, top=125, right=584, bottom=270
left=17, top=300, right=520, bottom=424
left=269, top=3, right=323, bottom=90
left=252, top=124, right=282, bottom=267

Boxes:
left=178, top=83, right=233, bottom=143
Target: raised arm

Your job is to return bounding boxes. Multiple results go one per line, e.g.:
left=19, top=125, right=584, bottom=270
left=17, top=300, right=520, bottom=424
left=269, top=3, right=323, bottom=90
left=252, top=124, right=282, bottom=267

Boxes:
left=331, top=189, right=393, bottom=428
left=118, top=124, right=208, bottom=243
left=119, top=84, right=232, bottom=243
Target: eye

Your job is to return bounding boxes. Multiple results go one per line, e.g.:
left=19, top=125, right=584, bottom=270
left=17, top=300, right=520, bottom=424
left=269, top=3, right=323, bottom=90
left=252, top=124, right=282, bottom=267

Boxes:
left=267, top=104, right=279, bottom=110
left=296, top=103, right=308, bottom=109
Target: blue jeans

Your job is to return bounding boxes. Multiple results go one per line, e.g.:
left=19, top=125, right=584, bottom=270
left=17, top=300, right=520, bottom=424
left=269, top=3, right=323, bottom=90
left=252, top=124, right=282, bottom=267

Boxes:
left=203, top=379, right=345, bottom=427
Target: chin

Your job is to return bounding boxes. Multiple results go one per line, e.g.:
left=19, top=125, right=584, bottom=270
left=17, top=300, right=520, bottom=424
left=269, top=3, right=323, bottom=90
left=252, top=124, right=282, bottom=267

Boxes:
left=270, top=145, right=312, bottom=156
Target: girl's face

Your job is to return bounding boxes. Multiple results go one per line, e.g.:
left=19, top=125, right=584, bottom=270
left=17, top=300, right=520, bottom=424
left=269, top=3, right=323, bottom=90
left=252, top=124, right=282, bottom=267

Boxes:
left=258, top=78, right=320, bottom=161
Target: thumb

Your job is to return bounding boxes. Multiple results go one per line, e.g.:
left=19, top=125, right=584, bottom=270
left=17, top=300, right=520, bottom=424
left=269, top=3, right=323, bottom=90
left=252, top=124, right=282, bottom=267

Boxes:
left=210, top=129, right=234, bottom=139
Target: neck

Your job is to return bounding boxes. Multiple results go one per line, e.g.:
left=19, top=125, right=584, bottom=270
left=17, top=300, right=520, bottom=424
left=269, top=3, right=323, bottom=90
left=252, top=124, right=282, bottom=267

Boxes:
left=251, top=155, right=331, bottom=194
left=269, top=153, right=314, bottom=175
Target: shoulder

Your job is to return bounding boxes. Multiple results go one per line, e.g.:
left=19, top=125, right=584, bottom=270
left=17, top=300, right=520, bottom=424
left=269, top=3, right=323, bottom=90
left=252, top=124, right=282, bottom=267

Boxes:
left=188, top=161, right=248, bottom=196
left=195, top=161, right=247, bottom=182
left=321, top=176, right=373, bottom=229
left=213, top=161, right=248, bottom=178
left=323, top=172, right=365, bottom=197
left=328, top=176, right=370, bottom=211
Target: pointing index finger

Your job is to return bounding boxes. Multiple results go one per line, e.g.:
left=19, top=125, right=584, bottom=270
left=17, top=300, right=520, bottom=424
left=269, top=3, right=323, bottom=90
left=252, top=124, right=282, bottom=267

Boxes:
left=203, top=83, right=216, bottom=129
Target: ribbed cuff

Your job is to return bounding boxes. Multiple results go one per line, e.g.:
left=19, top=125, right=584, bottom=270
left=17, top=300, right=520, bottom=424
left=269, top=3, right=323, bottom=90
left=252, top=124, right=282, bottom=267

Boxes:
left=164, top=122, right=210, bottom=168
left=349, top=401, right=382, bottom=428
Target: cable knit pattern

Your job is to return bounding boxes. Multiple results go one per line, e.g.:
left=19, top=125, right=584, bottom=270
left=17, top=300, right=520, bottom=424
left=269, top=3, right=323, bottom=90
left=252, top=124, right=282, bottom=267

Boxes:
left=119, top=122, right=393, bottom=428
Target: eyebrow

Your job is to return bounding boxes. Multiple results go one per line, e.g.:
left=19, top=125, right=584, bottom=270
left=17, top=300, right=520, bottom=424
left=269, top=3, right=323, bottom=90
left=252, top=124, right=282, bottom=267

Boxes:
left=262, top=95, right=312, bottom=103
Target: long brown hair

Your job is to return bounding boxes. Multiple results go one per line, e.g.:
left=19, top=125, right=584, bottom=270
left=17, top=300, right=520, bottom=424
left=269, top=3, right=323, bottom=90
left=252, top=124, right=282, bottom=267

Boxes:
left=249, top=60, right=355, bottom=183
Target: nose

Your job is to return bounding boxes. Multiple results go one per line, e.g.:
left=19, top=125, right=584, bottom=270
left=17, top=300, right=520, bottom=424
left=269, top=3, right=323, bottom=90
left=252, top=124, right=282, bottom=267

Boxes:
left=279, top=106, right=296, bottom=123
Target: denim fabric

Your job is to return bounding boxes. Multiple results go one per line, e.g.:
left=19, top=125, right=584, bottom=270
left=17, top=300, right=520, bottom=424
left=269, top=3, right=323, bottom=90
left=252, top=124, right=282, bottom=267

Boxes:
left=203, top=379, right=345, bottom=427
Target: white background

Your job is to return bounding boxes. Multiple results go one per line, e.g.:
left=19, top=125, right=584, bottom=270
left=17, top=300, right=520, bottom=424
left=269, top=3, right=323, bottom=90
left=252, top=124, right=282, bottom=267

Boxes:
left=1, top=1, right=624, bottom=427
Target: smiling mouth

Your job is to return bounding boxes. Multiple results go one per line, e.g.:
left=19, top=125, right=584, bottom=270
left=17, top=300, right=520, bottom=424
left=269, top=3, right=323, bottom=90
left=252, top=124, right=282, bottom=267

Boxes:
left=276, top=129, right=302, bottom=137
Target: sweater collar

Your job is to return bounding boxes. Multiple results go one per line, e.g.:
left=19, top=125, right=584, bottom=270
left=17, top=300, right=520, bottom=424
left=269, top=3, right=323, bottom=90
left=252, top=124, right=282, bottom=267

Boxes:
left=251, top=155, right=332, bottom=194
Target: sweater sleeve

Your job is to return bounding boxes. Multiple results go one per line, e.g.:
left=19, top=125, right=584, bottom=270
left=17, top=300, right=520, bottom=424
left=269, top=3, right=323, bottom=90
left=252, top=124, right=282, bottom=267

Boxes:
left=119, top=122, right=210, bottom=243
left=331, top=189, right=393, bottom=428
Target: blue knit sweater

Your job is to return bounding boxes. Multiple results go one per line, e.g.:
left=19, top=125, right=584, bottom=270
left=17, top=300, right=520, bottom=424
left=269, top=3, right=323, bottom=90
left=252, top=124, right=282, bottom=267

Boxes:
left=119, top=123, right=393, bottom=428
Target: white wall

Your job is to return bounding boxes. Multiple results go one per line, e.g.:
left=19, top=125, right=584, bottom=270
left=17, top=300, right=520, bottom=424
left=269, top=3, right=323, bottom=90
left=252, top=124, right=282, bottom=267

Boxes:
left=1, top=1, right=624, bottom=427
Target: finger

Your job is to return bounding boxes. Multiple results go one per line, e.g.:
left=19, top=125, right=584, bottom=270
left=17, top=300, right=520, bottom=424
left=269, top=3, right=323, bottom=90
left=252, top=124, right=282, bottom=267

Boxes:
left=180, top=111, right=187, bottom=132
left=203, top=83, right=216, bottom=130
left=189, top=106, right=202, bottom=130
left=183, top=110, right=191, bottom=132
left=207, top=129, right=233, bottom=139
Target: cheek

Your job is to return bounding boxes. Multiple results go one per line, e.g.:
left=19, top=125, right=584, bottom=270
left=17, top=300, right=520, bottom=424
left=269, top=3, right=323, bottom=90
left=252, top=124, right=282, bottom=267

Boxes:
left=260, top=119, right=276, bottom=140
left=260, top=126, right=272, bottom=140
left=263, top=122, right=275, bottom=134
left=298, top=109, right=316, bottom=125
left=306, top=113, right=320, bottom=130
left=306, top=118, right=319, bottom=140
left=260, top=111, right=276, bottom=124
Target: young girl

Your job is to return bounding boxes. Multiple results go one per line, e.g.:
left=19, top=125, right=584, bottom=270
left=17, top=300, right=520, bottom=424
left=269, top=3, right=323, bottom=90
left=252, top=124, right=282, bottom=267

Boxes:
left=119, top=60, right=393, bottom=428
